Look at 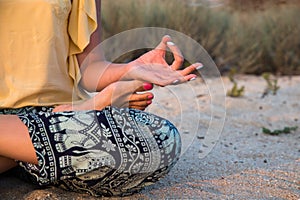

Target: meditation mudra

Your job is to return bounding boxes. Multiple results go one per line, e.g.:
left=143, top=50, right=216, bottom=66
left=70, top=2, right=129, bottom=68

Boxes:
left=0, top=0, right=202, bottom=196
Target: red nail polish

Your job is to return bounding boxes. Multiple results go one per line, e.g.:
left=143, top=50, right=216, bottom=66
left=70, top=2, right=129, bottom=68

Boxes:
left=148, top=94, right=153, bottom=99
left=143, top=83, right=153, bottom=90
left=147, top=100, right=152, bottom=105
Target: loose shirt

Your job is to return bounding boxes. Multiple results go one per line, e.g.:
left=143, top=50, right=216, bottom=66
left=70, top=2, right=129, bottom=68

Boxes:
left=0, top=0, right=97, bottom=108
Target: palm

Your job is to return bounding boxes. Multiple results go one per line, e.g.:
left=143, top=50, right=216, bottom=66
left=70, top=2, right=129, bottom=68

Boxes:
left=135, top=48, right=169, bottom=66
left=128, top=35, right=201, bottom=86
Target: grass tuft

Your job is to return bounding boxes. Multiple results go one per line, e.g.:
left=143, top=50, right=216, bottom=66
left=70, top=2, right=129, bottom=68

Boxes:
left=261, top=72, right=280, bottom=98
left=226, top=68, right=245, bottom=97
left=262, top=126, right=298, bottom=136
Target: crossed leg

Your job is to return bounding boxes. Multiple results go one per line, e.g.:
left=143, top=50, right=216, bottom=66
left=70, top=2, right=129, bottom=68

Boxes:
left=0, top=115, right=38, bottom=174
left=0, top=82, right=154, bottom=174
left=0, top=156, right=17, bottom=174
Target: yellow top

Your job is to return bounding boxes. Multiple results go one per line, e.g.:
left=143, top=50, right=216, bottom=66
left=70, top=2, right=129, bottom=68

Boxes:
left=0, top=0, right=97, bottom=108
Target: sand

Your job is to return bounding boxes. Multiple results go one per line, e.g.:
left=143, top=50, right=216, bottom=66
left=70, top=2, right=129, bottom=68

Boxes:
left=0, top=75, right=299, bottom=200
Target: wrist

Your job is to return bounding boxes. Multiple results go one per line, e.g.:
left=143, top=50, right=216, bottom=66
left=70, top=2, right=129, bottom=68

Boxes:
left=93, top=85, right=113, bottom=109
left=123, top=61, right=139, bottom=81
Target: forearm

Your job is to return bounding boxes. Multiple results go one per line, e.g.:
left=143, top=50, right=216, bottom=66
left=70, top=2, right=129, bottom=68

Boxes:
left=80, top=60, right=132, bottom=92
left=75, top=0, right=133, bottom=92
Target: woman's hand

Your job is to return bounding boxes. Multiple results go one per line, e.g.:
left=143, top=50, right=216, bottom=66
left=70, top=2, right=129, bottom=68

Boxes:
left=53, top=81, right=154, bottom=112
left=80, top=35, right=203, bottom=92
left=108, top=81, right=154, bottom=110
left=126, top=35, right=203, bottom=86
left=55, top=35, right=203, bottom=112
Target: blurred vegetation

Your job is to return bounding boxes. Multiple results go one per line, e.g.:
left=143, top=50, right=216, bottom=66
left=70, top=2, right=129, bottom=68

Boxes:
left=101, top=0, right=300, bottom=75
left=262, top=126, right=298, bottom=136
left=261, top=72, right=280, bottom=98
left=227, top=68, right=245, bottom=97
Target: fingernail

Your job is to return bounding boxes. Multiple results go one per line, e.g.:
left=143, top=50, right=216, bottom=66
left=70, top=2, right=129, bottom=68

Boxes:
left=143, top=82, right=153, bottom=90
left=196, top=64, right=204, bottom=70
left=172, top=79, right=179, bottom=84
left=148, top=94, right=153, bottom=99
left=167, top=41, right=175, bottom=46
left=189, top=77, right=197, bottom=81
left=147, top=100, right=152, bottom=105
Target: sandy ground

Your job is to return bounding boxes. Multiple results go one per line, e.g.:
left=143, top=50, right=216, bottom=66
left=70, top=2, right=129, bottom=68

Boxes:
left=0, top=75, right=299, bottom=200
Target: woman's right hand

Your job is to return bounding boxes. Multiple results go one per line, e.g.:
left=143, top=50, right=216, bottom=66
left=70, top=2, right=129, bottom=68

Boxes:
left=125, top=35, right=203, bottom=86
left=53, top=81, right=154, bottom=112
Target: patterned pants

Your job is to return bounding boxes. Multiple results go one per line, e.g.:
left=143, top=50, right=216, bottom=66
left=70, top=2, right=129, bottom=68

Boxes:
left=0, top=106, right=181, bottom=197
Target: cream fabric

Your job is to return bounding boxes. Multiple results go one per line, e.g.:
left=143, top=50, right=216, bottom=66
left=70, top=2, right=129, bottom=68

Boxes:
left=0, top=0, right=97, bottom=108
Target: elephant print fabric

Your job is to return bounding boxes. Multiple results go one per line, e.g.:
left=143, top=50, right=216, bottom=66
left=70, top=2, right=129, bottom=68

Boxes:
left=0, top=106, right=181, bottom=196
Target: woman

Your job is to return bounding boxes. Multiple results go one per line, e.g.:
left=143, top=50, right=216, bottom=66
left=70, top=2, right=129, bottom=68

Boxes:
left=0, top=0, right=202, bottom=197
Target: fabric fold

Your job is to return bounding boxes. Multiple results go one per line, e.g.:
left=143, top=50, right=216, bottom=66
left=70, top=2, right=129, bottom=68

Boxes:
left=68, top=0, right=98, bottom=99
left=68, top=0, right=97, bottom=54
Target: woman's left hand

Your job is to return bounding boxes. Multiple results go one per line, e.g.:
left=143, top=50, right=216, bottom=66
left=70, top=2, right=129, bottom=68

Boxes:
left=125, top=35, right=203, bottom=86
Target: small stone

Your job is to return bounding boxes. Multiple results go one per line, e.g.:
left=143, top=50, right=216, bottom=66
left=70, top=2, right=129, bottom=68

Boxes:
left=197, top=136, right=205, bottom=139
left=234, top=160, right=244, bottom=164
left=264, top=159, right=268, bottom=163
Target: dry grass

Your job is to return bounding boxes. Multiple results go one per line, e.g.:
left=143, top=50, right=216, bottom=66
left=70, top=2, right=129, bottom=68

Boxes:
left=101, top=0, right=300, bottom=75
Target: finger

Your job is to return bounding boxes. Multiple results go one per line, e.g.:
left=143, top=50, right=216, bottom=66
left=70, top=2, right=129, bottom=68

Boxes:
left=129, top=92, right=154, bottom=102
left=129, top=105, right=147, bottom=111
left=129, top=98, right=152, bottom=111
left=115, top=80, right=144, bottom=94
left=170, top=71, right=198, bottom=85
left=129, top=99, right=152, bottom=107
left=166, top=41, right=184, bottom=70
left=110, top=80, right=144, bottom=107
left=154, top=73, right=185, bottom=87
left=180, top=63, right=203, bottom=76
left=134, top=82, right=154, bottom=92
left=154, top=35, right=171, bottom=57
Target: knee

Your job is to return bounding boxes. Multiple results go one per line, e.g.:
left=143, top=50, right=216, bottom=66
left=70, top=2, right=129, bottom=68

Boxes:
left=125, top=108, right=182, bottom=167
left=152, top=118, right=181, bottom=169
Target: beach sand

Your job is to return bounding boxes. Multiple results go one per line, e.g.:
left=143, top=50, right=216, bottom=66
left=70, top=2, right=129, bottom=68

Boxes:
left=1, top=75, right=299, bottom=200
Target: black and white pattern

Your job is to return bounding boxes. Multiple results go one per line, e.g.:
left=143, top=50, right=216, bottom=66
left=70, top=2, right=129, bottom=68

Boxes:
left=0, top=106, right=181, bottom=197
